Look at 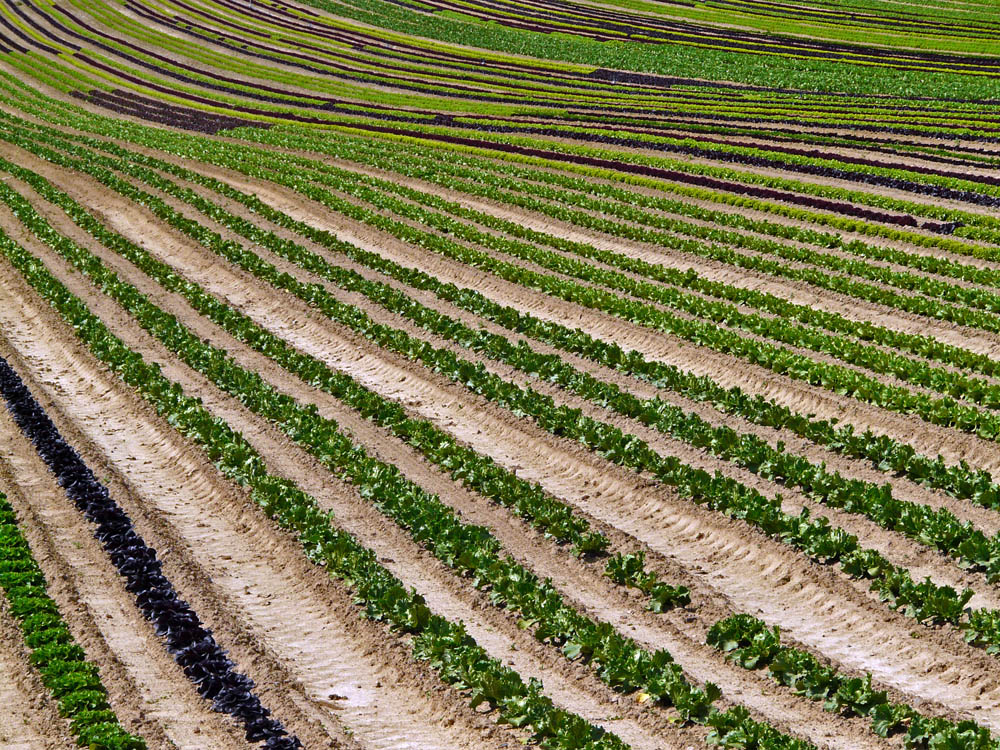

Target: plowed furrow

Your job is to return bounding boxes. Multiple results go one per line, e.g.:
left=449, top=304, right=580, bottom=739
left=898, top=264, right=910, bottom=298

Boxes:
left=20, top=151, right=1000, bottom=733
left=0, top=246, right=511, bottom=750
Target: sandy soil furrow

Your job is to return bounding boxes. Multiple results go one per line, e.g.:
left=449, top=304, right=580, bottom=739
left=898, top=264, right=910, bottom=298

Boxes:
left=0, top=592, right=76, bottom=750
left=0, top=409, right=252, bottom=750
left=304, top=155, right=1000, bottom=361
left=13, top=141, right=1000, bottom=736
left=0, top=252, right=514, bottom=750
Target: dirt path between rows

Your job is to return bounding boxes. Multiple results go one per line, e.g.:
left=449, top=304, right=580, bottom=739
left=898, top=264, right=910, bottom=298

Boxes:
left=12, top=143, right=1000, bottom=738
left=0, top=408, right=252, bottom=750
left=0, top=252, right=513, bottom=750
left=0, top=587, right=77, bottom=750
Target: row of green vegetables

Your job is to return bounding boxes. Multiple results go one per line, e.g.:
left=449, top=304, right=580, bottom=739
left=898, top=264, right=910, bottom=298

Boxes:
left=0, top=494, right=146, bottom=750
left=0, top=151, right=834, bottom=749
left=4, top=86, right=999, bottom=523
left=17, top=118, right=1000, bottom=596
left=0, top=197, right=642, bottom=750
left=248, top=169, right=1000, bottom=443
left=4, top=125, right=998, bottom=653
left=707, top=615, right=998, bottom=749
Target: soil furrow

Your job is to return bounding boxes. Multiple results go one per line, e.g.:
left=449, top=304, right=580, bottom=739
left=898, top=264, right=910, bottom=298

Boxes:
left=0, top=243, right=512, bottom=750
left=0, top=407, right=251, bottom=750
left=14, top=143, right=1000, bottom=734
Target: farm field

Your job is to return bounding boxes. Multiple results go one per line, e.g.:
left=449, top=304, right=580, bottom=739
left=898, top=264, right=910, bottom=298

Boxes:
left=0, top=0, right=1000, bottom=747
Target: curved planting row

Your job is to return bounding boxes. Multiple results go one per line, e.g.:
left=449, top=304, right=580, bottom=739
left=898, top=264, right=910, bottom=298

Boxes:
left=707, top=615, right=998, bottom=748
left=0, top=491, right=146, bottom=750
left=0, top=354, right=303, bottom=750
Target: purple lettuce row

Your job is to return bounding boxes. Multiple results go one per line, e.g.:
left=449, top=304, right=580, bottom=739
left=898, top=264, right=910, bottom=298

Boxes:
left=69, top=90, right=270, bottom=135
left=0, top=354, right=301, bottom=750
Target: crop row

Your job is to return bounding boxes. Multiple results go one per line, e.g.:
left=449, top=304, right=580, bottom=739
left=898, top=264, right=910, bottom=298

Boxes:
left=0, top=352, right=300, bottom=748
left=0, top=489, right=146, bottom=750
left=1, top=126, right=992, bottom=653
left=707, top=615, right=998, bottom=748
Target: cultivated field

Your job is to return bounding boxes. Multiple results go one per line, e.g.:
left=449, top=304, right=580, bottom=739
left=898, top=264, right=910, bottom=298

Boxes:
left=0, top=0, right=999, bottom=748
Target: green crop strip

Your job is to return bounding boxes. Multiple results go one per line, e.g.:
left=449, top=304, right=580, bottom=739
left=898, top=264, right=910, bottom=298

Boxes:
left=707, top=614, right=999, bottom=748
left=0, top=161, right=833, bottom=750
left=0, top=494, right=147, bottom=750
left=2, top=130, right=995, bottom=655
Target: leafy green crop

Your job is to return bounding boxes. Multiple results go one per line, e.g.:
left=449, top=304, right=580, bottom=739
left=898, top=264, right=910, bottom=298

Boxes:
left=708, top=615, right=998, bottom=748
left=0, top=497, right=146, bottom=750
